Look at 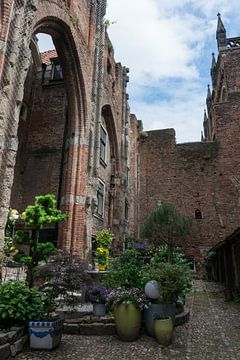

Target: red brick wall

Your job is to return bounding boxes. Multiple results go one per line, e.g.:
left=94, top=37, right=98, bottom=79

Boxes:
left=139, top=47, right=240, bottom=270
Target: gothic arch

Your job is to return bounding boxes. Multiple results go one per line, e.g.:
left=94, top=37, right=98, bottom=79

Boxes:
left=33, top=17, right=87, bottom=136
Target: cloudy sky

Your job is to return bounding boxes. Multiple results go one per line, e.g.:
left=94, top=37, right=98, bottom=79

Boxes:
left=106, top=0, right=240, bottom=143
left=38, top=1, right=240, bottom=143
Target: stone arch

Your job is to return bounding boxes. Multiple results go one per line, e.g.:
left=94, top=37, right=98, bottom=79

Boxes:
left=0, top=2, right=91, bottom=255
left=34, top=17, right=87, bottom=135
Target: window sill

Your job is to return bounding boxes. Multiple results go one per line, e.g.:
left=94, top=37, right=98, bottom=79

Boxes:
left=100, top=158, right=107, bottom=168
left=93, top=214, right=104, bottom=222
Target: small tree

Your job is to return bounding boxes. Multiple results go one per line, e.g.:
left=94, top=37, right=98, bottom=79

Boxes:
left=141, top=202, right=192, bottom=264
left=15, top=194, right=67, bottom=287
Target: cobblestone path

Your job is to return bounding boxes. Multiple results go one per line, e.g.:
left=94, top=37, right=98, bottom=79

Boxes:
left=16, top=281, right=240, bottom=360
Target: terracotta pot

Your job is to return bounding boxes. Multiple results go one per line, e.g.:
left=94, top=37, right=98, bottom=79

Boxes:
left=154, top=317, right=173, bottom=346
left=114, top=303, right=141, bottom=341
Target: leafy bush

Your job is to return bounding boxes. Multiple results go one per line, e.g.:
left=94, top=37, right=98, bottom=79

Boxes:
left=34, top=250, right=93, bottom=308
left=102, top=249, right=146, bottom=289
left=144, top=263, right=192, bottom=304
left=0, top=281, right=49, bottom=329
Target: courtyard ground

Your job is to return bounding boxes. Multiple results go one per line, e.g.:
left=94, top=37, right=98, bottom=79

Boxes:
left=16, top=280, right=240, bottom=360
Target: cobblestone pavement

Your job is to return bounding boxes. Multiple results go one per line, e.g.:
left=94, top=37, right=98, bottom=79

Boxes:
left=16, top=281, right=240, bottom=360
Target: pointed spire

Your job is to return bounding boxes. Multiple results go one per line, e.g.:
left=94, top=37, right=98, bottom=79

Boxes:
left=206, top=85, right=212, bottom=112
left=211, top=53, right=216, bottom=69
left=217, top=13, right=226, bottom=33
left=207, top=84, right=211, bottom=100
left=204, top=109, right=208, bottom=123
left=216, top=13, right=227, bottom=50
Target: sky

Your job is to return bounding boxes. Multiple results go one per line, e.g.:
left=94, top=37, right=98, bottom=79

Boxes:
left=37, top=1, right=240, bottom=143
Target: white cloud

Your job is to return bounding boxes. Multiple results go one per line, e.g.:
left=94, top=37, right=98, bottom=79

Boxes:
left=106, top=0, right=240, bottom=142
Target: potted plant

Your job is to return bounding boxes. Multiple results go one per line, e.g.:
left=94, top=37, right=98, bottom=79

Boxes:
left=106, top=288, right=148, bottom=341
left=29, top=250, right=93, bottom=349
left=94, top=230, right=114, bottom=271
left=95, top=247, right=109, bottom=271
left=143, top=262, right=192, bottom=337
left=0, top=280, right=50, bottom=330
left=87, top=287, right=109, bottom=316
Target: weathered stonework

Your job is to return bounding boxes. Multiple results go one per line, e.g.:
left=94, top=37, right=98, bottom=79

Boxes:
left=1, top=5, right=240, bottom=272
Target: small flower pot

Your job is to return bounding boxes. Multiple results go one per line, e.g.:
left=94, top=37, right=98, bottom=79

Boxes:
left=98, top=264, right=106, bottom=271
left=144, top=303, right=176, bottom=337
left=29, top=315, right=64, bottom=350
left=93, top=303, right=106, bottom=316
left=154, top=317, right=173, bottom=346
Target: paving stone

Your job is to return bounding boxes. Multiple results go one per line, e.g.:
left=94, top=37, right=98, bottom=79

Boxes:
left=15, top=281, right=240, bottom=360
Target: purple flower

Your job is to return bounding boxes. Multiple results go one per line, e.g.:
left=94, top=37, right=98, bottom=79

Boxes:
left=87, top=287, right=109, bottom=304
left=106, top=288, right=149, bottom=311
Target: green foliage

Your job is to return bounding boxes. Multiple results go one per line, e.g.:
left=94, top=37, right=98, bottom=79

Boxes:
left=0, top=281, right=49, bottom=329
left=141, top=202, right=193, bottom=263
left=102, top=249, right=146, bottom=289
left=149, top=245, right=188, bottom=266
left=18, top=194, right=67, bottom=287
left=144, top=263, right=192, bottom=304
left=25, top=194, right=67, bottom=230
left=95, top=229, right=114, bottom=248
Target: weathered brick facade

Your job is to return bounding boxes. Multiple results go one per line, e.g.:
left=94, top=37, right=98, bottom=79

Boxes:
left=0, top=0, right=133, bottom=261
left=139, top=16, right=240, bottom=272
left=0, top=4, right=240, bottom=272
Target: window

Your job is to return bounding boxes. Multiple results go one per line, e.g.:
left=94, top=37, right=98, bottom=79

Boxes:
left=125, top=200, right=129, bottom=221
left=100, top=126, right=107, bottom=163
left=195, top=209, right=202, bottom=220
left=126, top=167, right=130, bottom=187
left=51, top=59, right=63, bottom=81
left=97, top=180, right=105, bottom=218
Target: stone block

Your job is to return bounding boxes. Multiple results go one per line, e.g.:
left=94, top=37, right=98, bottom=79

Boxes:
left=7, top=331, right=18, bottom=344
left=0, top=333, right=9, bottom=346
left=0, top=343, right=10, bottom=360
left=10, top=335, right=27, bottom=357
left=63, top=324, right=79, bottom=334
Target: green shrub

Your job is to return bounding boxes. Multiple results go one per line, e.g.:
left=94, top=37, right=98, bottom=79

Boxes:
left=0, top=281, right=49, bottom=329
left=144, top=263, right=192, bottom=304
left=102, top=249, right=146, bottom=289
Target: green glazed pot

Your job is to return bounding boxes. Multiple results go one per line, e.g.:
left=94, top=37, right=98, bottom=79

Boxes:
left=154, top=317, right=173, bottom=346
left=114, top=303, right=141, bottom=341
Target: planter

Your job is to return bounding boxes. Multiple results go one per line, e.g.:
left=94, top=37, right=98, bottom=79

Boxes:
left=29, top=315, right=64, bottom=350
left=98, top=264, right=106, bottom=271
left=93, top=303, right=106, bottom=316
left=154, top=317, right=173, bottom=346
left=114, top=303, right=141, bottom=341
left=144, top=303, right=176, bottom=337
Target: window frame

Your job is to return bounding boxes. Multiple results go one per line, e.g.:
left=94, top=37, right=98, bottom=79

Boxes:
left=96, top=179, right=105, bottom=218
left=100, top=125, right=107, bottom=165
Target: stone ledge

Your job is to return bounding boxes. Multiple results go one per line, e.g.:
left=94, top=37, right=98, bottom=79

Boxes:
left=175, top=307, right=190, bottom=326
left=63, top=308, right=190, bottom=336
left=0, top=327, right=27, bottom=359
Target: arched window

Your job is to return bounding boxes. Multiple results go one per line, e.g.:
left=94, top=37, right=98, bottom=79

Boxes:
left=195, top=209, right=202, bottom=220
